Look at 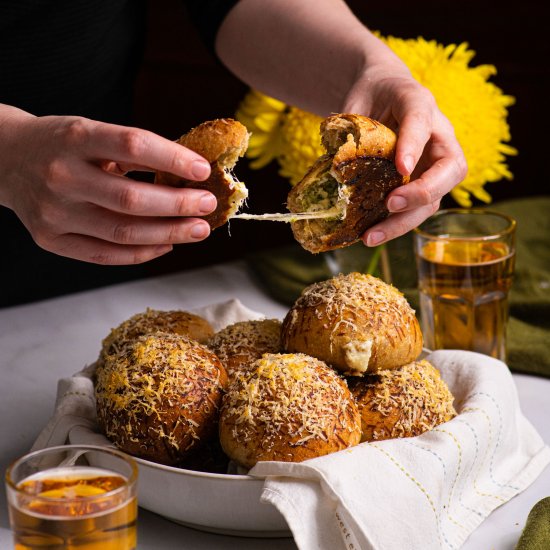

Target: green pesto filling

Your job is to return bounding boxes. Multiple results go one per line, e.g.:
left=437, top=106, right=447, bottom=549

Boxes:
left=301, top=174, right=339, bottom=212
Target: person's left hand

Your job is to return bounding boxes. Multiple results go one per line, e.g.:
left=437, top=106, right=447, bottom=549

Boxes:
left=343, top=62, right=468, bottom=247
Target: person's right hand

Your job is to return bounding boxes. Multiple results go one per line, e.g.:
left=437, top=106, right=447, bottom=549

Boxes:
left=0, top=106, right=217, bottom=264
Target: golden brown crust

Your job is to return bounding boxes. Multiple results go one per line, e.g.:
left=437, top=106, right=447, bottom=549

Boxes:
left=99, top=308, right=214, bottom=364
left=289, top=156, right=405, bottom=253
left=347, top=360, right=456, bottom=442
left=95, top=332, right=228, bottom=466
left=322, top=113, right=397, bottom=164
left=155, top=118, right=249, bottom=229
left=176, top=118, right=249, bottom=166
left=281, top=272, right=423, bottom=375
left=219, top=353, right=361, bottom=469
left=207, top=319, right=282, bottom=379
left=288, top=114, right=409, bottom=253
left=157, top=164, right=241, bottom=229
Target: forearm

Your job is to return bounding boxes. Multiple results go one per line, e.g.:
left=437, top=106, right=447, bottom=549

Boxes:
left=0, top=104, right=37, bottom=207
left=215, top=0, right=405, bottom=115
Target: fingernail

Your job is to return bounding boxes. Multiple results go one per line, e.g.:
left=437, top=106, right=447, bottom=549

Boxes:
left=367, top=231, right=385, bottom=247
left=387, top=196, right=407, bottom=212
left=190, top=223, right=210, bottom=240
left=191, top=160, right=210, bottom=180
left=403, top=155, right=415, bottom=175
left=199, top=194, right=216, bottom=213
left=155, top=245, right=173, bottom=254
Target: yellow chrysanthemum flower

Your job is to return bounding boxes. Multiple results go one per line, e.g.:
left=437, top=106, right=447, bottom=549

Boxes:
left=236, top=37, right=517, bottom=207
left=235, top=90, right=287, bottom=170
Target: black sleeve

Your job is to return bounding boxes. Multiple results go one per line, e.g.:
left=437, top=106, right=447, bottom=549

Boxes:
left=183, top=0, right=240, bottom=53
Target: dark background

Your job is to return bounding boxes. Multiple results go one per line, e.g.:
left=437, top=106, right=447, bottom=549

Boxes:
left=137, top=0, right=548, bottom=279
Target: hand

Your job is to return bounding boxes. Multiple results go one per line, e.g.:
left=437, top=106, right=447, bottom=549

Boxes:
left=342, top=62, right=468, bottom=246
left=0, top=108, right=217, bottom=264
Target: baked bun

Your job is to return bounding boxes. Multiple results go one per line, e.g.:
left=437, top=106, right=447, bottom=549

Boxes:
left=95, top=332, right=228, bottom=465
left=219, top=353, right=361, bottom=469
left=155, top=118, right=249, bottom=229
left=207, top=319, right=282, bottom=378
left=100, top=308, right=214, bottom=362
left=347, top=359, right=456, bottom=442
left=282, top=272, right=423, bottom=375
left=287, top=114, right=409, bottom=253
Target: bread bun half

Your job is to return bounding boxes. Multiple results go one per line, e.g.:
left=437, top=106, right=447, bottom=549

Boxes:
left=95, top=332, right=228, bottom=466
left=288, top=114, right=409, bottom=253
left=219, top=353, right=361, bottom=469
left=282, top=272, right=423, bottom=375
left=155, top=118, right=249, bottom=229
left=347, top=359, right=456, bottom=442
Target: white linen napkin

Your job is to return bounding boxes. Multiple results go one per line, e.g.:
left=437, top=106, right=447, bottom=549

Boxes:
left=31, top=299, right=550, bottom=549
left=251, top=349, right=550, bottom=550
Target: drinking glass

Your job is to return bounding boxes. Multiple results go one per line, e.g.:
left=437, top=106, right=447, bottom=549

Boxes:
left=5, top=445, right=138, bottom=550
left=413, top=209, right=516, bottom=361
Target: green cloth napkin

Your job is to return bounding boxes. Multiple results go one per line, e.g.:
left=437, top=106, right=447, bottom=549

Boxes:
left=515, top=497, right=550, bottom=550
left=246, top=196, right=550, bottom=377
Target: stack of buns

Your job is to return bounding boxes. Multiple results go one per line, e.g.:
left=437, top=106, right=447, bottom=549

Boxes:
left=281, top=273, right=455, bottom=446
left=93, top=271, right=455, bottom=472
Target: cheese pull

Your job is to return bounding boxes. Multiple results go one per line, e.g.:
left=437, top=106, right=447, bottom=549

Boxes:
left=231, top=205, right=344, bottom=223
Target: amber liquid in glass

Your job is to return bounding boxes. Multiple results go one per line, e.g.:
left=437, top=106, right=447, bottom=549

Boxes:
left=417, top=240, right=514, bottom=360
left=9, top=467, right=137, bottom=550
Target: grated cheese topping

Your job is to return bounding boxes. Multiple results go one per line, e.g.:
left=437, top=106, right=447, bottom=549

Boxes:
left=95, top=332, right=226, bottom=458
left=284, top=273, right=417, bottom=371
left=100, top=308, right=213, bottom=361
left=207, top=319, right=282, bottom=377
left=349, top=359, right=456, bottom=441
left=222, top=353, right=359, bottom=450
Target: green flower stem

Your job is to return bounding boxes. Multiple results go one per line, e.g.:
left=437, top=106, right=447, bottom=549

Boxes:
left=365, top=245, right=382, bottom=275
left=365, top=244, right=393, bottom=284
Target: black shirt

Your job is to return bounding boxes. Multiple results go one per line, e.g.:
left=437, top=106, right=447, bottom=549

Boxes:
left=0, top=0, right=237, bottom=307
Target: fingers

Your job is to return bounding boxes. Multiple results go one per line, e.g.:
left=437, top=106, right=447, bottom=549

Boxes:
left=387, top=152, right=467, bottom=214
left=44, top=203, right=212, bottom=246
left=394, top=109, right=433, bottom=177
left=59, top=118, right=211, bottom=181
left=62, top=163, right=218, bottom=217
left=362, top=200, right=441, bottom=247
left=46, top=233, right=175, bottom=265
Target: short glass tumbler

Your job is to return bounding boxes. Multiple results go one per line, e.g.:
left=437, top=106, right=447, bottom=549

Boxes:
left=414, top=209, right=516, bottom=361
left=5, top=444, right=138, bottom=550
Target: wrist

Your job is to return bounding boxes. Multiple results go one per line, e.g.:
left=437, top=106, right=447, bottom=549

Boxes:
left=0, top=103, right=36, bottom=128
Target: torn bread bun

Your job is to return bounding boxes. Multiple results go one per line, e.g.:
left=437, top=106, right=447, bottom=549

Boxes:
left=281, top=272, right=423, bottom=375
left=287, top=114, right=409, bottom=253
left=155, top=118, right=249, bottom=229
left=347, top=359, right=456, bottom=442
left=219, top=353, right=361, bottom=469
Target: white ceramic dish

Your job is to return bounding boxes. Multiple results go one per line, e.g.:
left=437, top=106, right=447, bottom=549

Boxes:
left=68, top=424, right=291, bottom=538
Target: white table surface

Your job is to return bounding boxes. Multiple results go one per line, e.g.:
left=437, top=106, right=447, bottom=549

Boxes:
left=0, top=260, right=548, bottom=550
